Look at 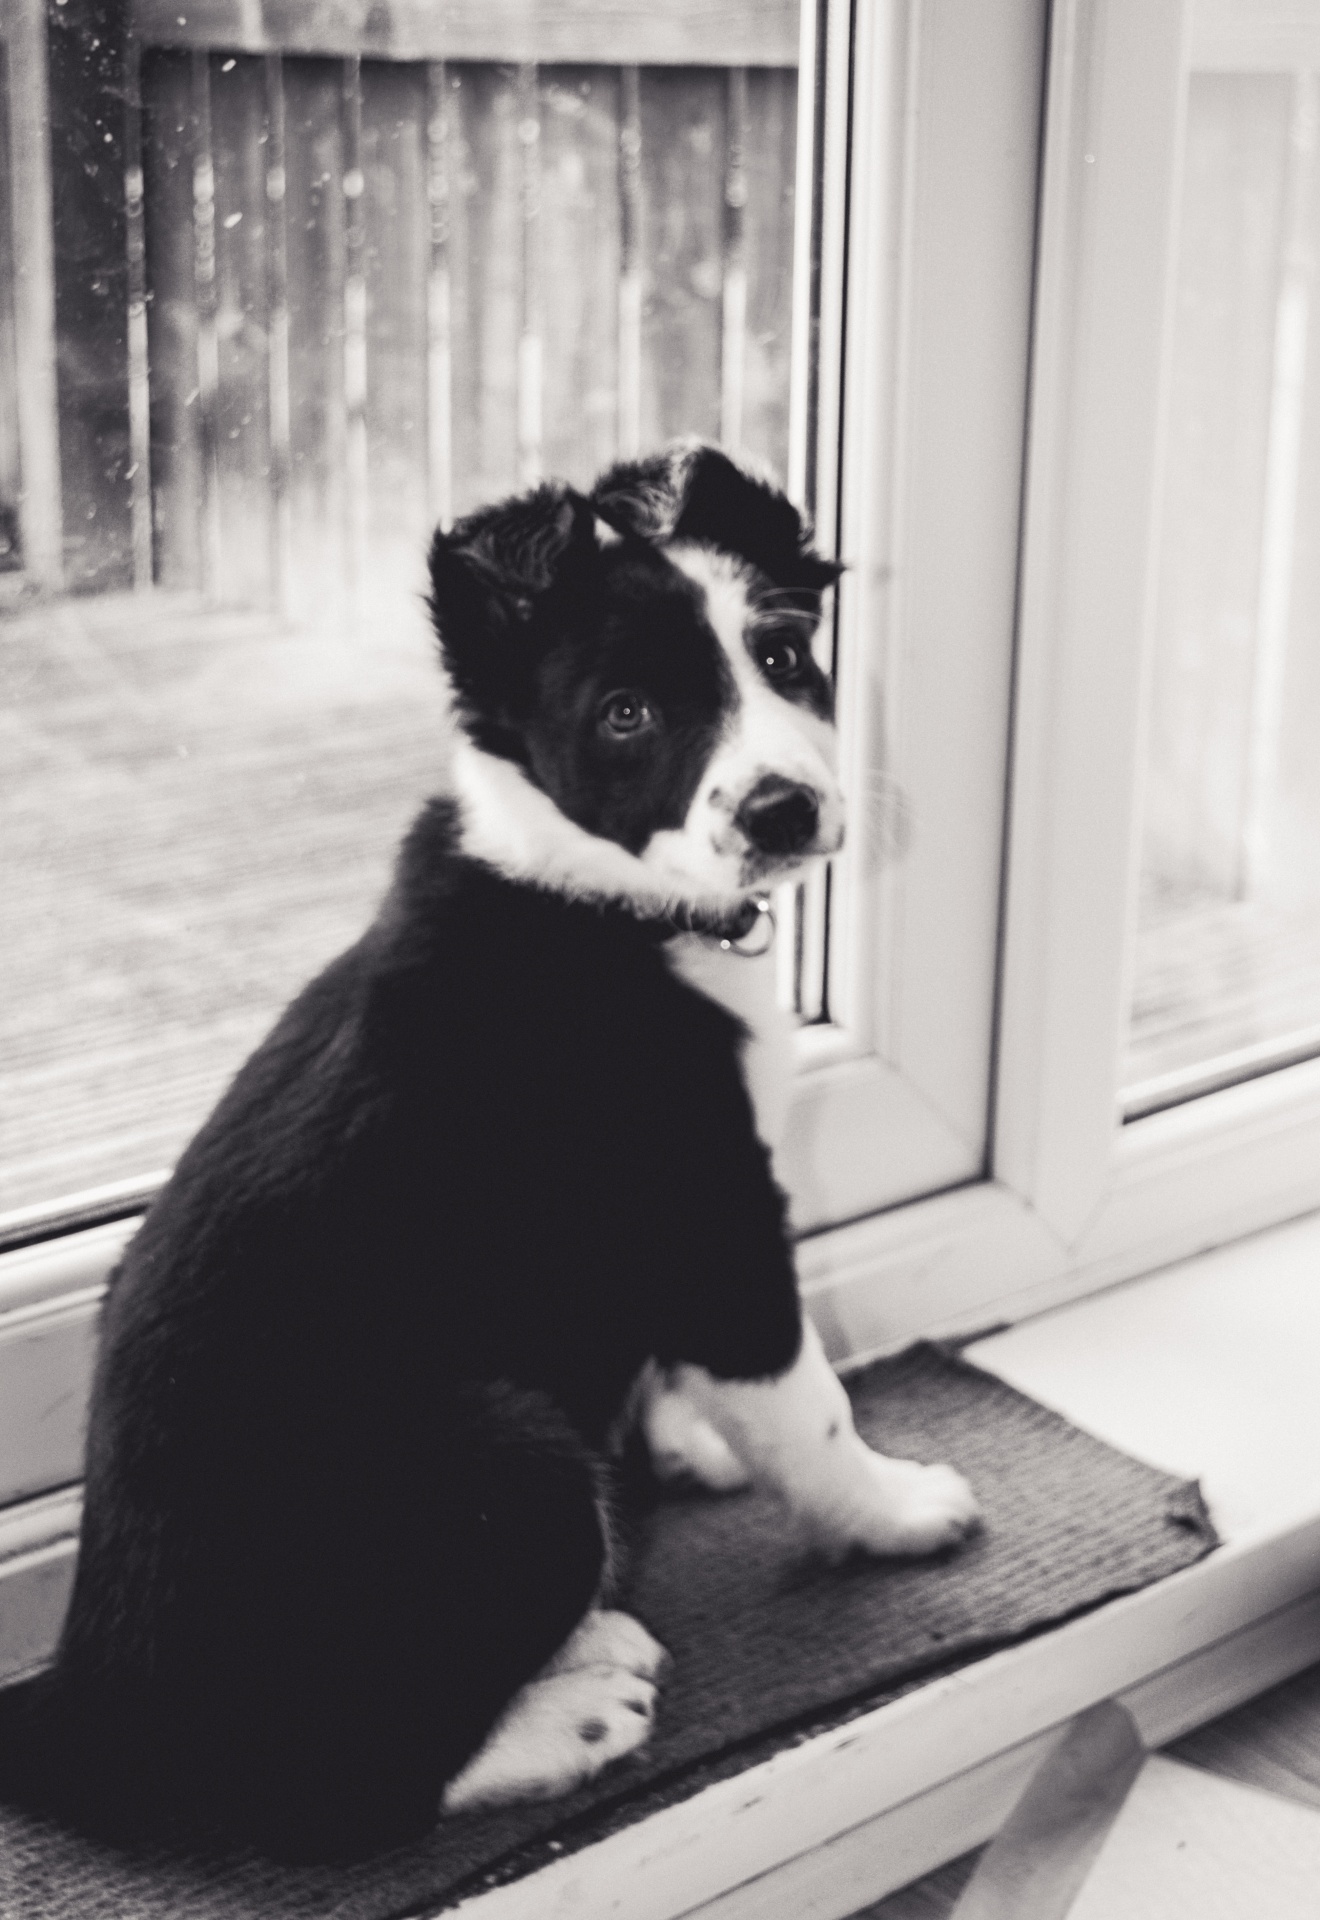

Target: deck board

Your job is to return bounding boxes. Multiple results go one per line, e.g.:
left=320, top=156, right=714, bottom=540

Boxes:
left=1, top=591, right=450, bottom=1219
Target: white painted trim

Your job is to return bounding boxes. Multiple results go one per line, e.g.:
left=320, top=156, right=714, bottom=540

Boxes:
left=0, top=1489, right=80, bottom=1689
left=1192, top=0, right=1320, bottom=73
left=800, top=1081, right=1320, bottom=1368
left=670, top=1591, right=1320, bottom=1920
left=0, top=1221, right=131, bottom=1318
left=784, top=1053, right=981, bottom=1232
left=0, top=1486, right=81, bottom=1569
left=807, top=0, right=1042, bottom=1226
left=994, top=0, right=1193, bottom=1242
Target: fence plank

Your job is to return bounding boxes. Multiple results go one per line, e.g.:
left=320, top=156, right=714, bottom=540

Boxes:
left=741, top=64, right=797, bottom=482
left=516, top=62, right=543, bottom=489
left=282, top=58, right=348, bottom=626
left=361, top=58, right=430, bottom=615
left=426, top=60, right=454, bottom=529
left=0, top=41, right=20, bottom=567
left=190, top=50, right=224, bottom=594
left=2, top=1, right=62, bottom=585
left=264, top=53, right=293, bottom=609
left=449, top=64, right=522, bottom=518
left=131, top=0, right=801, bottom=70
left=617, top=64, right=643, bottom=459
left=210, top=52, right=275, bottom=606
left=721, top=66, right=749, bottom=451
left=639, top=67, right=725, bottom=448
left=540, top=66, right=622, bottom=487
left=141, top=53, right=803, bottom=596
left=341, top=55, right=369, bottom=612
left=124, top=41, right=154, bottom=587
left=144, top=49, right=203, bottom=590
left=48, top=0, right=133, bottom=591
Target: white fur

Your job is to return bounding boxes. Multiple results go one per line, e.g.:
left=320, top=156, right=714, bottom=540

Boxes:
left=670, top=1320, right=980, bottom=1562
left=451, top=738, right=747, bottom=921
left=639, top=1363, right=752, bottom=1491
left=441, top=1610, right=665, bottom=1814
left=449, top=540, right=842, bottom=917
left=639, top=546, right=844, bottom=898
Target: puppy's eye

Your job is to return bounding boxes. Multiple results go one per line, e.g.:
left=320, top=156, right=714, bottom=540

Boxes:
left=756, top=637, right=803, bottom=682
left=599, top=691, right=657, bottom=737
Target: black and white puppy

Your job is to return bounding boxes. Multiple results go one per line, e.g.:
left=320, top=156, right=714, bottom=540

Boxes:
left=5, top=445, right=977, bottom=1862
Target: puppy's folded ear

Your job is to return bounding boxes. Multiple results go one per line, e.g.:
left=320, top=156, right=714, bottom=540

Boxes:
left=429, top=486, right=600, bottom=746
left=592, top=441, right=842, bottom=598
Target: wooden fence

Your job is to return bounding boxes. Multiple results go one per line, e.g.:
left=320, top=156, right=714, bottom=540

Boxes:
left=0, top=39, right=18, bottom=571
left=120, top=3, right=802, bottom=623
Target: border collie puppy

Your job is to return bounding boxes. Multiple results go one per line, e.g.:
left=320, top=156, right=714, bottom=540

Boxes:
left=3, top=445, right=977, bottom=1862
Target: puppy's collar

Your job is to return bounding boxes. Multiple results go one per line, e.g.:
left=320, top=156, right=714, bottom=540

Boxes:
left=655, top=892, right=776, bottom=957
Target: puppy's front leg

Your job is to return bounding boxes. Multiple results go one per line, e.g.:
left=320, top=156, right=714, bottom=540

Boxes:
left=639, top=1361, right=752, bottom=1492
left=672, top=1320, right=978, bottom=1560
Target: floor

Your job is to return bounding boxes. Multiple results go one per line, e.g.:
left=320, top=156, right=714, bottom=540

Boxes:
left=857, top=1658, right=1320, bottom=1917
left=848, top=1212, right=1320, bottom=1918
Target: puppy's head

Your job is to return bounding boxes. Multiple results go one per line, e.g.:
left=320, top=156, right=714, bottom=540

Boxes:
left=429, top=444, right=844, bottom=913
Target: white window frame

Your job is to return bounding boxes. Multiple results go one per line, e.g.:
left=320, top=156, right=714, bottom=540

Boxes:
left=803, top=0, right=1320, bottom=1363
left=7, top=0, right=1320, bottom=1626
left=781, top=0, right=1043, bottom=1231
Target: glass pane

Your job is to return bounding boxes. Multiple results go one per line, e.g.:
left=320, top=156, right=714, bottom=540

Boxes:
left=1, top=10, right=807, bottom=1228
left=1124, top=54, right=1320, bottom=1116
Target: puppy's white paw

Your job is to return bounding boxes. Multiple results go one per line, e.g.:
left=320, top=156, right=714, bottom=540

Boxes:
left=541, top=1609, right=668, bottom=1682
left=441, top=1662, right=659, bottom=1814
left=812, top=1452, right=980, bottom=1563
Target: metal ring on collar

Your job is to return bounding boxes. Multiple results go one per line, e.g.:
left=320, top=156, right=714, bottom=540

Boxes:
left=718, top=894, right=776, bottom=958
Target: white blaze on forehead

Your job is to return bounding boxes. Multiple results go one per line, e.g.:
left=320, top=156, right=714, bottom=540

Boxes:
left=447, top=535, right=842, bottom=914
left=666, top=544, right=839, bottom=776
left=637, top=544, right=842, bottom=894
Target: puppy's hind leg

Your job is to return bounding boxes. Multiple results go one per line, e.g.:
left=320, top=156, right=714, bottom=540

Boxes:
left=441, top=1616, right=665, bottom=1815
left=232, top=1383, right=647, bottom=1858
left=438, top=1387, right=667, bottom=1818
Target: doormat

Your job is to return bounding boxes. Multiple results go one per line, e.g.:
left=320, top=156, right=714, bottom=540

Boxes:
left=0, top=1344, right=1217, bottom=1919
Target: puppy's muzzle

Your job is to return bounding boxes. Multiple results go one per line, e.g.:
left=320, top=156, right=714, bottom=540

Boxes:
left=736, top=776, right=822, bottom=858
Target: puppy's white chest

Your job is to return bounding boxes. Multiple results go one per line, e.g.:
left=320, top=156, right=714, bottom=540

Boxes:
left=663, top=933, right=796, bottom=1155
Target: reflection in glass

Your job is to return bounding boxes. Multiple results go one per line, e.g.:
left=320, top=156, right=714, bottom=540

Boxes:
left=1, top=13, right=807, bottom=1223
left=1126, top=65, right=1320, bottom=1115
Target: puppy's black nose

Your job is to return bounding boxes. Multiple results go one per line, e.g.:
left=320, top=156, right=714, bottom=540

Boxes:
left=736, top=776, right=821, bottom=856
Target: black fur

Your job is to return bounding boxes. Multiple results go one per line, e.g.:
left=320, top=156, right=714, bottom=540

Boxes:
left=430, top=494, right=742, bottom=852
left=593, top=445, right=839, bottom=725
left=592, top=443, right=841, bottom=601
left=0, top=447, right=836, bottom=1863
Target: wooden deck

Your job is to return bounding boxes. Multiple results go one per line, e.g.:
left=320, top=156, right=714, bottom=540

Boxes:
left=1123, top=891, right=1320, bottom=1110
left=1, top=588, right=450, bottom=1219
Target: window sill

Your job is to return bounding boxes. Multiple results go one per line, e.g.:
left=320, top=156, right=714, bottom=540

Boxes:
left=2, top=1210, right=1319, bottom=1915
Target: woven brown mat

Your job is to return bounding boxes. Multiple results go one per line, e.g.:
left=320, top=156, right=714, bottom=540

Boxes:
left=0, top=1344, right=1217, bottom=1918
